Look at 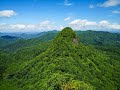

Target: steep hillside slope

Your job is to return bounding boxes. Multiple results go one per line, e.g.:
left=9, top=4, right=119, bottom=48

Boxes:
left=3, top=27, right=118, bottom=90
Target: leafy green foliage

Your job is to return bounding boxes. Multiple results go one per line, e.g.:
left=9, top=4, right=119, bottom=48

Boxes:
left=0, top=50, right=14, bottom=79
left=76, top=30, right=120, bottom=46
left=62, top=80, right=93, bottom=90
left=94, top=46, right=120, bottom=89
left=0, top=27, right=120, bottom=90
left=2, top=31, right=57, bottom=52
left=0, top=36, right=20, bottom=48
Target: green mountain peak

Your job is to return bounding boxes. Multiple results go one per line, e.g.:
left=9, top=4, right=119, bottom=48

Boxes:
left=56, top=27, right=77, bottom=39
left=59, top=27, right=76, bottom=38
left=4, top=27, right=116, bottom=90
left=53, top=27, right=79, bottom=46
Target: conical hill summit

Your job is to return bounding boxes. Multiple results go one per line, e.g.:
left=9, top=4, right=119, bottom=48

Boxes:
left=6, top=27, right=114, bottom=90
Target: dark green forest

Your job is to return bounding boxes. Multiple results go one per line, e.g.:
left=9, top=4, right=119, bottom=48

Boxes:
left=0, top=27, right=120, bottom=90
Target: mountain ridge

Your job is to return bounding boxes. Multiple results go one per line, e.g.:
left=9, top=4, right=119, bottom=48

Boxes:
left=3, top=27, right=117, bottom=90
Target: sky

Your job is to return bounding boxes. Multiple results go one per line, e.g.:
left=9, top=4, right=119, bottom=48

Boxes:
left=0, top=0, right=120, bottom=32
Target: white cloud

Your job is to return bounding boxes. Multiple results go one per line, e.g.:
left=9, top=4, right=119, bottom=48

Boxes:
left=10, top=24, right=26, bottom=30
left=110, top=24, right=120, bottom=29
left=69, top=19, right=97, bottom=29
left=99, top=20, right=120, bottom=30
left=112, top=10, right=120, bottom=14
left=0, top=20, right=120, bottom=32
left=57, top=0, right=73, bottom=6
left=69, top=19, right=120, bottom=30
left=37, top=20, right=55, bottom=30
left=0, top=20, right=57, bottom=32
left=9, top=24, right=37, bottom=30
left=64, top=17, right=71, bottom=21
left=99, top=20, right=110, bottom=27
left=99, top=0, right=120, bottom=7
left=39, top=20, right=50, bottom=25
left=59, top=25, right=64, bottom=30
left=0, top=10, right=17, bottom=17
left=26, top=25, right=36, bottom=29
left=69, top=19, right=97, bottom=26
left=64, top=0, right=73, bottom=6
left=89, top=4, right=94, bottom=8
left=0, top=23, right=9, bottom=30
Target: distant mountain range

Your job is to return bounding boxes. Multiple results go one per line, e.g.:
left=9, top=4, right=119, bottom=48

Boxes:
left=0, top=29, right=120, bottom=51
left=1, top=35, right=18, bottom=39
left=0, top=29, right=120, bottom=39
left=0, top=30, right=58, bottom=39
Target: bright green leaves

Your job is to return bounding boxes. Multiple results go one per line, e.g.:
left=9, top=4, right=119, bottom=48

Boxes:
left=62, top=80, right=94, bottom=90
left=1, top=27, right=120, bottom=90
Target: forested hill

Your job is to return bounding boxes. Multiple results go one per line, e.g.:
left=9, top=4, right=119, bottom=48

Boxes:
left=0, top=27, right=119, bottom=90
left=76, top=30, right=120, bottom=46
left=0, top=30, right=120, bottom=52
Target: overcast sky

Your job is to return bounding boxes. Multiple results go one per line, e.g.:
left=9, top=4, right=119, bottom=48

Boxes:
left=0, top=0, right=120, bottom=32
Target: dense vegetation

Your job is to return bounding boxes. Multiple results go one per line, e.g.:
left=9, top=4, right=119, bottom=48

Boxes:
left=0, top=35, right=20, bottom=48
left=0, top=27, right=120, bottom=90
left=76, top=30, right=120, bottom=46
